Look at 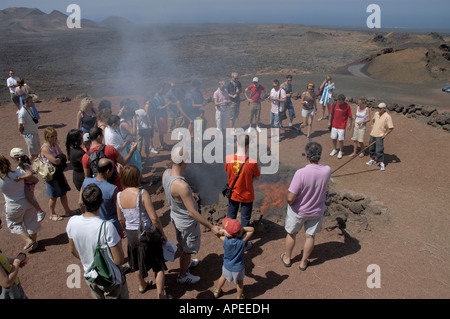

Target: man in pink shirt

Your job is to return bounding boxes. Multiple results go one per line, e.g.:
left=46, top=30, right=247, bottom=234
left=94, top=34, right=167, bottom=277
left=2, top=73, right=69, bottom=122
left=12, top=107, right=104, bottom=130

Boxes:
left=281, top=142, right=331, bottom=271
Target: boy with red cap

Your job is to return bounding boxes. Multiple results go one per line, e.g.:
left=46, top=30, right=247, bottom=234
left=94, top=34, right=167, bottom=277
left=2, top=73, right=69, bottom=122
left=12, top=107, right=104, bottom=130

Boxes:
left=213, top=218, right=254, bottom=299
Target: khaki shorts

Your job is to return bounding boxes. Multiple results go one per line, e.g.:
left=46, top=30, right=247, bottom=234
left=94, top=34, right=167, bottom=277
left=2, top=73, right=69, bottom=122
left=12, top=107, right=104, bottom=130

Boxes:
left=284, top=205, right=323, bottom=236
left=249, top=102, right=261, bottom=123
left=351, top=123, right=367, bottom=143
left=229, top=102, right=240, bottom=120
left=22, top=133, right=41, bottom=157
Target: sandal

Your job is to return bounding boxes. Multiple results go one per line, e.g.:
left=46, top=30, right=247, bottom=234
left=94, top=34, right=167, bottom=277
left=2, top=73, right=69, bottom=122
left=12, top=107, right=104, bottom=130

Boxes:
left=280, top=253, right=292, bottom=268
left=49, top=215, right=63, bottom=222
left=138, top=281, right=153, bottom=294
left=23, top=239, right=35, bottom=250
left=299, top=259, right=311, bottom=271
left=213, top=288, right=223, bottom=299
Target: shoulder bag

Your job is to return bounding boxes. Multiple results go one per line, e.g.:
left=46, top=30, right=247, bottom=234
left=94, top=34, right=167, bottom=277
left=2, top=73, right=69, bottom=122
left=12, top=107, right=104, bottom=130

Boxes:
left=31, top=155, right=56, bottom=181
left=85, top=221, right=117, bottom=287
left=222, top=156, right=249, bottom=199
left=138, top=190, right=162, bottom=243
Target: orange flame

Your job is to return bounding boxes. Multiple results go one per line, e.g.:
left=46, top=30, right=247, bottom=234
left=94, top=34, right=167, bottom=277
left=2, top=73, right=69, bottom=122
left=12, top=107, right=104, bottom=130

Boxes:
left=256, top=182, right=289, bottom=215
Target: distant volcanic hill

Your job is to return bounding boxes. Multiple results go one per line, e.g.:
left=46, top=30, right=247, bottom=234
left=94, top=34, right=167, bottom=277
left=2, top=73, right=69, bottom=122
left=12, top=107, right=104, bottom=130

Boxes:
left=0, top=7, right=103, bottom=33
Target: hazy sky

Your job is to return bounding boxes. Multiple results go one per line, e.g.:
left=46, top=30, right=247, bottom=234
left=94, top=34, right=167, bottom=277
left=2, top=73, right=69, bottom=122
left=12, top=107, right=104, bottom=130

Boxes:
left=2, top=0, right=449, bottom=29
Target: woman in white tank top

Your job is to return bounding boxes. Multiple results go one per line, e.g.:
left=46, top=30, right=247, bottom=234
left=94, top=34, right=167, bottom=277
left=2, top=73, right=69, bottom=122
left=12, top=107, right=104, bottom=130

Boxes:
left=349, top=98, right=371, bottom=157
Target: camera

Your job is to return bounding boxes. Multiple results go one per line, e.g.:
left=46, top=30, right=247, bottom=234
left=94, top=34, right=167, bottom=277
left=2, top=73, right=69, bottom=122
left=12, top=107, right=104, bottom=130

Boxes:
left=32, top=117, right=39, bottom=124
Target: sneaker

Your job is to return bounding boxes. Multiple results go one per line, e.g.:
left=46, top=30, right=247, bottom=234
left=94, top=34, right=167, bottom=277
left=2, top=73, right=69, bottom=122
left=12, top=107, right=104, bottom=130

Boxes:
left=177, top=272, right=200, bottom=284
left=366, top=159, right=377, bottom=165
left=188, top=258, right=200, bottom=268
left=288, top=122, right=293, bottom=127
left=150, top=148, right=159, bottom=154
left=337, top=151, right=343, bottom=159
left=37, top=210, right=46, bottom=223
left=246, top=127, right=252, bottom=133
left=330, top=149, right=337, bottom=156
left=380, top=163, right=385, bottom=171
left=256, top=126, right=262, bottom=133
left=245, top=241, right=253, bottom=251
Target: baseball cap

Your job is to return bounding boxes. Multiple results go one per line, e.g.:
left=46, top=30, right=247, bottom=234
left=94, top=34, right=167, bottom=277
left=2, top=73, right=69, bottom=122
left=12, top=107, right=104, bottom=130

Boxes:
left=222, top=218, right=242, bottom=236
left=252, top=77, right=259, bottom=83
left=378, top=102, right=387, bottom=108
left=10, top=147, right=25, bottom=158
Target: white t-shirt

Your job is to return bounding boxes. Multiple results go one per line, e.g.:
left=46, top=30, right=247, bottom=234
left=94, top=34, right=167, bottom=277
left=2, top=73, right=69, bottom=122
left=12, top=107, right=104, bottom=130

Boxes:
left=18, top=107, right=38, bottom=134
left=0, top=169, right=26, bottom=204
left=135, top=109, right=149, bottom=130
left=7, top=76, right=18, bottom=93
left=104, top=126, right=127, bottom=158
left=270, top=88, right=286, bottom=114
left=66, top=215, right=122, bottom=285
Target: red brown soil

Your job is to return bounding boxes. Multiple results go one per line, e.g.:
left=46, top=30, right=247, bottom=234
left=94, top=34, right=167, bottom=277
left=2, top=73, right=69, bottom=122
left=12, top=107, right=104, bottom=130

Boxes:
left=0, top=94, right=449, bottom=300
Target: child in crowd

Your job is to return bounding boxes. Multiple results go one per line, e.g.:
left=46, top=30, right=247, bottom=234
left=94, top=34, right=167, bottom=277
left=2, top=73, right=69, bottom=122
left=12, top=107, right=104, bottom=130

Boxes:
left=10, top=148, right=46, bottom=222
left=213, top=218, right=254, bottom=299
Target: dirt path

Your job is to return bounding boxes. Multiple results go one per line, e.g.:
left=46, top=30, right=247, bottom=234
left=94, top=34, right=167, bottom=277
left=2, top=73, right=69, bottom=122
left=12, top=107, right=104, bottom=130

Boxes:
left=0, top=92, right=448, bottom=300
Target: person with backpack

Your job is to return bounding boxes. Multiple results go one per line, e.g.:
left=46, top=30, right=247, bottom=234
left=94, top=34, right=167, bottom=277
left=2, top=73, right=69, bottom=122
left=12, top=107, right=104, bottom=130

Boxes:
left=81, top=127, right=137, bottom=192
left=67, top=183, right=129, bottom=299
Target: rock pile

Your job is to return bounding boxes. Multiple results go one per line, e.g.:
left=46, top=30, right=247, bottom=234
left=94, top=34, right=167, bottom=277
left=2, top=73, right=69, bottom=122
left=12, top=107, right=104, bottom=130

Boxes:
left=197, top=180, right=389, bottom=236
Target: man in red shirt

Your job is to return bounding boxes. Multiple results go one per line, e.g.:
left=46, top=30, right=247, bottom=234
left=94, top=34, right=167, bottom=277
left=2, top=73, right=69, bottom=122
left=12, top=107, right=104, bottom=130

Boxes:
left=327, top=94, right=353, bottom=159
left=245, top=77, right=266, bottom=133
left=225, top=134, right=260, bottom=249
left=82, top=127, right=137, bottom=191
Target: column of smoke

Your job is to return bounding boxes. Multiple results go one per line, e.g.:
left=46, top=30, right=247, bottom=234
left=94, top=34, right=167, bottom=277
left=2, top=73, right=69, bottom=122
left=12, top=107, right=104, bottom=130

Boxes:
left=104, top=23, right=237, bottom=205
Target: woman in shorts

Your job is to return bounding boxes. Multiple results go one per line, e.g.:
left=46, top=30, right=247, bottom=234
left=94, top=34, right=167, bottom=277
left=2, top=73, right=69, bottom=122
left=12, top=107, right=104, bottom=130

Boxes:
left=349, top=98, right=371, bottom=157
left=300, top=83, right=317, bottom=140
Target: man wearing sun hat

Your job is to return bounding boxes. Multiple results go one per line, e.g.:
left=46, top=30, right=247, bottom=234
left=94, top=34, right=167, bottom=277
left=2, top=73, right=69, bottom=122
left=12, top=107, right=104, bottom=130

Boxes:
left=366, top=102, right=394, bottom=171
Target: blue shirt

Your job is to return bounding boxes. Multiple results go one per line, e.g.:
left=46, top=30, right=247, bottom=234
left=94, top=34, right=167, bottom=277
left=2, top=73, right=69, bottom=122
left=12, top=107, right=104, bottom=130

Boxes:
left=223, top=236, right=245, bottom=272
left=82, top=178, right=122, bottom=233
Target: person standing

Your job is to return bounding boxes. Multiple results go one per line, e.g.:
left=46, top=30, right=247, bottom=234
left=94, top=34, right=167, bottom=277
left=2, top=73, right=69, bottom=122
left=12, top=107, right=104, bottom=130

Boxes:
left=269, top=79, right=287, bottom=130
left=76, top=97, right=97, bottom=134
left=348, top=98, right=371, bottom=157
left=18, top=94, right=40, bottom=162
left=300, top=83, right=318, bottom=140
left=82, top=127, right=137, bottom=192
left=80, top=158, right=123, bottom=237
left=162, top=146, right=220, bottom=284
left=67, top=183, right=129, bottom=299
left=6, top=70, right=20, bottom=109
left=14, top=79, right=40, bottom=120
left=224, top=134, right=260, bottom=249
left=318, top=75, right=335, bottom=121
left=65, top=129, right=86, bottom=191
left=245, top=77, right=266, bottom=133
left=0, top=218, right=29, bottom=299
left=281, top=142, right=331, bottom=271
left=116, top=165, right=169, bottom=298
left=40, top=127, right=77, bottom=221
left=366, top=103, right=394, bottom=171
left=213, top=218, right=254, bottom=299
left=213, top=81, right=231, bottom=132
left=227, top=72, right=242, bottom=130
left=280, top=75, right=295, bottom=127
left=328, top=94, right=353, bottom=159
left=0, top=155, right=41, bottom=251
